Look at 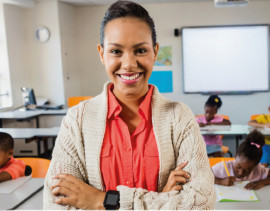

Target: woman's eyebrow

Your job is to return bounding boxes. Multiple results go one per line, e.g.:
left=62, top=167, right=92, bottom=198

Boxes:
left=107, top=42, right=149, bottom=48
left=133, top=42, right=149, bottom=48
left=108, top=43, right=122, bottom=47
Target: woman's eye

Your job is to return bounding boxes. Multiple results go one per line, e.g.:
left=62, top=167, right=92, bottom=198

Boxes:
left=110, top=49, right=122, bottom=55
left=136, top=48, right=147, bottom=54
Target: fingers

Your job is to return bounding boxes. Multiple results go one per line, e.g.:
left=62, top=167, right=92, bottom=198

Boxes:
left=175, top=161, right=188, bottom=171
left=53, top=173, right=77, bottom=183
left=172, top=185, right=183, bottom=192
left=228, top=177, right=235, bottom=186
left=52, top=185, right=71, bottom=197
left=51, top=177, right=74, bottom=190
left=245, top=182, right=261, bottom=190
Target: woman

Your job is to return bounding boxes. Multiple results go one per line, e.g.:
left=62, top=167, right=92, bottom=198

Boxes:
left=43, top=1, right=215, bottom=209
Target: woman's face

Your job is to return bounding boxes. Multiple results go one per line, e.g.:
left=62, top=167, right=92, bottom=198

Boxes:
left=98, top=17, right=159, bottom=99
left=204, top=105, right=217, bottom=122
left=233, top=156, right=257, bottom=179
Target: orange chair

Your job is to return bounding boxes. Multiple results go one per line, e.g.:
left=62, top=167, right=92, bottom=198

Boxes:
left=196, top=114, right=232, bottom=157
left=209, top=157, right=235, bottom=167
left=17, top=157, right=51, bottom=178
left=68, top=96, right=92, bottom=107
left=250, top=114, right=261, bottom=120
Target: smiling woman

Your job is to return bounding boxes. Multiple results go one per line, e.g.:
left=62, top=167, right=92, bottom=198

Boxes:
left=43, top=1, right=215, bottom=210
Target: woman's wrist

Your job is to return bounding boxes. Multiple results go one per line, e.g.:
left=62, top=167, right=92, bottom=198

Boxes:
left=96, top=191, right=106, bottom=210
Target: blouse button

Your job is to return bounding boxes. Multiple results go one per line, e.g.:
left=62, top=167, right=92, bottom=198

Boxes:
left=126, top=181, right=131, bottom=185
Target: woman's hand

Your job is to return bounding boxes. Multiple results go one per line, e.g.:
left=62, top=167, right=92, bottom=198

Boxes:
left=51, top=173, right=105, bottom=210
left=162, top=161, right=190, bottom=192
left=245, top=180, right=266, bottom=190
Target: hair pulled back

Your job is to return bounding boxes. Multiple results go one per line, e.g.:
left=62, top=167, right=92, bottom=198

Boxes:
left=236, top=130, right=265, bottom=164
left=205, top=95, right=222, bottom=109
left=100, top=0, right=157, bottom=47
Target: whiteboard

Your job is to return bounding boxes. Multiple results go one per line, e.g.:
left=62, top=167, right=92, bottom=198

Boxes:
left=182, top=25, right=269, bottom=94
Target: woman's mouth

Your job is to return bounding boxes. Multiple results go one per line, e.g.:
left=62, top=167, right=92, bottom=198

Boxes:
left=118, top=73, right=143, bottom=84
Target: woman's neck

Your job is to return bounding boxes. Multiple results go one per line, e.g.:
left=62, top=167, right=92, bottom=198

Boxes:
left=112, top=88, right=149, bottom=134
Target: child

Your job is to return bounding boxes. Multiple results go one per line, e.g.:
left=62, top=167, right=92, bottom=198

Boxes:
left=212, top=130, right=270, bottom=190
left=0, top=132, right=26, bottom=182
left=248, top=106, right=270, bottom=167
left=196, top=95, right=231, bottom=157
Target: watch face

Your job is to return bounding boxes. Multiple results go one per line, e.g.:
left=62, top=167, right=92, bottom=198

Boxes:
left=106, top=194, right=119, bottom=206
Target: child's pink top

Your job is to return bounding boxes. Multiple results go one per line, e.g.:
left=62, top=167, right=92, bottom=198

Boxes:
left=0, top=157, right=25, bottom=179
left=196, top=115, right=223, bottom=146
left=212, top=160, right=269, bottom=182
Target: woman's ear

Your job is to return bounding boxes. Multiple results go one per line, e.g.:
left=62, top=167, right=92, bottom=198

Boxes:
left=97, top=44, right=105, bottom=65
left=153, top=42, right=159, bottom=62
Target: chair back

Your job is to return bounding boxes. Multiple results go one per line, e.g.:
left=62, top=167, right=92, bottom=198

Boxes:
left=68, top=96, right=92, bottom=107
left=250, top=114, right=261, bottom=120
left=208, top=157, right=235, bottom=167
left=17, top=157, right=51, bottom=178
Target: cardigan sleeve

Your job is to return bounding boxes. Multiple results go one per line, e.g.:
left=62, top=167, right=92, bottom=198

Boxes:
left=116, top=103, right=216, bottom=210
left=43, top=107, right=87, bottom=210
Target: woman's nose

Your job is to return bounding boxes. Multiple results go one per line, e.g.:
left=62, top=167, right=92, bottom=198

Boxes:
left=121, top=53, right=137, bottom=70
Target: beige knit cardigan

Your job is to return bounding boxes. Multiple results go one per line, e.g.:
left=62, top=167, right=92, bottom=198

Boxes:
left=43, top=82, right=215, bottom=210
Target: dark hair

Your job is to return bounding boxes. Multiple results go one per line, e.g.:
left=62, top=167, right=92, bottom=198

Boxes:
left=0, top=132, right=14, bottom=152
left=205, top=95, right=222, bottom=109
left=100, top=0, right=157, bottom=47
left=236, top=130, right=265, bottom=164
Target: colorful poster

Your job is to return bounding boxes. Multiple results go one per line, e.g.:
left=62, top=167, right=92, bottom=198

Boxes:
left=154, top=46, right=172, bottom=66
left=149, top=71, right=173, bottom=93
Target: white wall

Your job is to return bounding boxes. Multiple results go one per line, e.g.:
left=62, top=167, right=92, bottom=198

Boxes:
left=23, top=0, right=65, bottom=105
left=0, top=3, right=12, bottom=109
left=74, top=5, right=109, bottom=97
left=4, top=4, right=30, bottom=108
left=58, top=1, right=81, bottom=104
left=2, top=0, right=270, bottom=125
left=73, top=0, right=270, bottom=124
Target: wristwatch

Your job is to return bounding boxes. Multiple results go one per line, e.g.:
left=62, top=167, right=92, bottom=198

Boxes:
left=103, top=190, right=120, bottom=210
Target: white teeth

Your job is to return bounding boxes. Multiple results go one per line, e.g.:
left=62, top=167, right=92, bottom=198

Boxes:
left=120, top=73, right=140, bottom=80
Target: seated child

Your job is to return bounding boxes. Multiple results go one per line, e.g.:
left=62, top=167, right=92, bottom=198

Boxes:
left=0, top=132, right=26, bottom=182
left=212, top=130, right=270, bottom=190
left=196, top=95, right=231, bottom=157
left=248, top=106, right=270, bottom=167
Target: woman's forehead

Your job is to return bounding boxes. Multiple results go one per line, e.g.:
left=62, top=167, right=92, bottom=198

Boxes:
left=103, top=17, right=152, bottom=43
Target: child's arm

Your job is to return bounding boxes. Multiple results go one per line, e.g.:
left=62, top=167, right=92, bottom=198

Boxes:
left=0, top=171, right=12, bottom=182
left=214, top=176, right=235, bottom=186
left=206, top=119, right=231, bottom=126
left=248, top=120, right=270, bottom=128
left=245, top=171, right=270, bottom=190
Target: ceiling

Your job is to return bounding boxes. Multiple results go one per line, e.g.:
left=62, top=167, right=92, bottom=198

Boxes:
left=32, top=0, right=266, bottom=6
left=59, top=0, right=223, bottom=6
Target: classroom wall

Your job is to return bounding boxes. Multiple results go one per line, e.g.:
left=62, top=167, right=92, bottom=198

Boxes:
left=74, top=6, right=109, bottom=97
left=58, top=1, right=81, bottom=102
left=2, top=0, right=270, bottom=125
left=2, top=4, right=30, bottom=109
left=0, top=4, right=12, bottom=109
left=73, top=0, right=270, bottom=124
left=23, top=0, right=65, bottom=105
left=2, top=0, right=66, bottom=108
